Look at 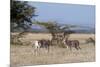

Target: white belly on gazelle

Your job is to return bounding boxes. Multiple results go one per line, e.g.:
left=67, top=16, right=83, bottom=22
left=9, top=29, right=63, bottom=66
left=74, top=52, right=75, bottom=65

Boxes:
left=34, top=41, right=41, bottom=49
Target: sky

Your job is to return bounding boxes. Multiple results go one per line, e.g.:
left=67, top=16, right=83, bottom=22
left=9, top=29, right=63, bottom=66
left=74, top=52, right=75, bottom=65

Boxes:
left=28, top=2, right=95, bottom=28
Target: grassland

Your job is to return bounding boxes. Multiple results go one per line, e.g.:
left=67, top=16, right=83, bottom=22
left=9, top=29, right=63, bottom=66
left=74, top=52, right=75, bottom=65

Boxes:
left=10, top=33, right=95, bottom=66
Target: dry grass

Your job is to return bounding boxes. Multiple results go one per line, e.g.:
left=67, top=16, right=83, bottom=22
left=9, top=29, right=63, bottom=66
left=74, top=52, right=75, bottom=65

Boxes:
left=10, top=33, right=95, bottom=66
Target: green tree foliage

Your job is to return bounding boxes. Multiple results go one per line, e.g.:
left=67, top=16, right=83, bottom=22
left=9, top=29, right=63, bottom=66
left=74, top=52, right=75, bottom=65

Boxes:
left=11, top=0, right=37, bottom=45
left=34, top=21, right=75, bottom=39
left=34, top=21, right=60, bottom=39
left=11, top=0, right=37, bottom=31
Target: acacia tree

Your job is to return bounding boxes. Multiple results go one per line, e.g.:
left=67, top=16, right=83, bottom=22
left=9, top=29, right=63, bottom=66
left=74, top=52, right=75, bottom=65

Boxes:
left=11, top=0, right=37, bottom=45
left=35, top=21, right=60, bottom=39
left=11, top=0, right=37, bottom=32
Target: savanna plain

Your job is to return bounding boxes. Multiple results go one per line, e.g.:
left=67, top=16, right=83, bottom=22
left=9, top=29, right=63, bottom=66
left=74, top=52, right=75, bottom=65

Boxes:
left=10, top=33, right=95, bottom=66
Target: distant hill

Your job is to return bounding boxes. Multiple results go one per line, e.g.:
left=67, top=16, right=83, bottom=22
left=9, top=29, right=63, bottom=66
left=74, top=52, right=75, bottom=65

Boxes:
left=12, top=24, right=95, bottom=34
left=69, top=27, right=95, bottom=34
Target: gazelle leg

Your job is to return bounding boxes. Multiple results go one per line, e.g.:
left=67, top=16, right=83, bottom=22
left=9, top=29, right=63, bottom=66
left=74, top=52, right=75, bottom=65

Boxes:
left=78, top=46, right=81, bottom=49
left=75, top=47, right=78, bottom=50
left=69, top=46, right=72, bottom=51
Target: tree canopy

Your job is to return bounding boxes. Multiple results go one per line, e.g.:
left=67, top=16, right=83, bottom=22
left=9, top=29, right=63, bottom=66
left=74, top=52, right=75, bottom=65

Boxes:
left=34, top=21, right=76, bottom=39
left=11, top=0, right=37, bottom=31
